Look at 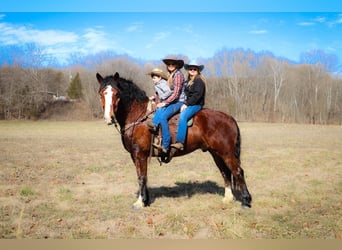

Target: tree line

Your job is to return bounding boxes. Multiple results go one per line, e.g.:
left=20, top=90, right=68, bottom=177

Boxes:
left=0, top=49, right=341, bottom=124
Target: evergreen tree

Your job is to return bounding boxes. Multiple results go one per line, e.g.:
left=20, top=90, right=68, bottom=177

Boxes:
left=67, top=72, right=83, bottom=99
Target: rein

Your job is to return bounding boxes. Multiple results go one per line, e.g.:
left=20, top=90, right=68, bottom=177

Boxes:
left=111, top=107, right=155, bottom=135
left=122, top=109, right=154, bottom=133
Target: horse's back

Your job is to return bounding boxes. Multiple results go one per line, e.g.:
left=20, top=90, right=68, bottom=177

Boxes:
left=167, top=108, right=240, bottom=153
left=194, top=108, right=239, bottom=151
left=194, top=108, right=239, bottom=133
left=168, top=108, right=239, bottom=136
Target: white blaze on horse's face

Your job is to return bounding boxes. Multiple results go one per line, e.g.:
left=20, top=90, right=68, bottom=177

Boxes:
left=103, top=85, right=114, bottom=125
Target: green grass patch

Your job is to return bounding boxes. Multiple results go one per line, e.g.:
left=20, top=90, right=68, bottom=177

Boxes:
left=58, top=187, right=73, bottom=201
left=20, top=187, right=34, bottom=196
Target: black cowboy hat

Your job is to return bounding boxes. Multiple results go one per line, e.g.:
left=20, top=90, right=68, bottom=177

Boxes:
left=162, top=56, right=184, bottom=69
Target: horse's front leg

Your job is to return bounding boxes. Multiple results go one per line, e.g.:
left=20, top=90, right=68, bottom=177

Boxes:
left=131, top=152, right=149, bottom=209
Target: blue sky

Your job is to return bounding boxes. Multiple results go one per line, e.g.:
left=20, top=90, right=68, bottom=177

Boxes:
left=1, top=0, right=342, bottom=68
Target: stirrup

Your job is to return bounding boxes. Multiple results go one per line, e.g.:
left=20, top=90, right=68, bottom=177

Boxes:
left=152, top=143, right=168, bottom=154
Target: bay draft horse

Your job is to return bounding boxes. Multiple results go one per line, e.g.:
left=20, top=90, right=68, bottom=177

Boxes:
left=96, top=72, right=252, bottom=209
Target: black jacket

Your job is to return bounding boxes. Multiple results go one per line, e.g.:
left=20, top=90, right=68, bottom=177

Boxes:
left=184, top=77, right=206, bottom=106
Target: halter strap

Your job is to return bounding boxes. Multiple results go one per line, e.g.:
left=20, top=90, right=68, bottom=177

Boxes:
left=111, top=116, right=121, bottom=134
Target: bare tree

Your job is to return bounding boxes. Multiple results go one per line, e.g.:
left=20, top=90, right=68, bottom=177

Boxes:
left=1, top=48, right=341, bottom=124
left=266, top=57, right=287, bottom=113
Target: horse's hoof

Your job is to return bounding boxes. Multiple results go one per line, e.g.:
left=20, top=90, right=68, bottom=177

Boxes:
left=131, top=202, right=145, bottom=210
left=132, top=198, right=144, bottom=210
left=131, top=205, right=143, bottom=210
left=241, top=203, right=251, bottom=209
left=222, top=197, right=234, bottom=204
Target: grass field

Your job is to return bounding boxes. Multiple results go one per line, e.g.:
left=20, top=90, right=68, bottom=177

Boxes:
left=0, top=120, right=341, bottom=239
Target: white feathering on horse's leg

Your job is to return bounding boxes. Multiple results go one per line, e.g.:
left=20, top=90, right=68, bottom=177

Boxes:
left=222, top=186, right=235, bottom=204
left=132, top=195, right=144, bottom=209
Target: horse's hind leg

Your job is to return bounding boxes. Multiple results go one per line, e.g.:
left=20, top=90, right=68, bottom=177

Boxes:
left=223, top=154, right=252, bottom=208
left=210, top=151, right=235, bottom=203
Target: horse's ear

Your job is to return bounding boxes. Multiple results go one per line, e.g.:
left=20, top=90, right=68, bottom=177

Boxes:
left=114, top=72, right=120, bottom=80
left=96, top=73, right=103, bottom=84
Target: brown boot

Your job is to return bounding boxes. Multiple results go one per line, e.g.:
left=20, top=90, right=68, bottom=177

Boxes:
left=152, top=143, right=168, bottom=154
left=170, top=142, right=184, bottom=151
left=146, top=121, right=157, bottom=132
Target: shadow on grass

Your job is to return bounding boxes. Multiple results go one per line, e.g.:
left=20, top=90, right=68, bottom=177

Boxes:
left=148, top=180, right=224, bottom=204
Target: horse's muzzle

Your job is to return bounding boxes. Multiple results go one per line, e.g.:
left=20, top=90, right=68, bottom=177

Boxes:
left=104, top=115, right=113, bottom=125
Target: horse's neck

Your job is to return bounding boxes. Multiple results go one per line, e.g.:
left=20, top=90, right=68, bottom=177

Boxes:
left=117, top=100, right=148, bottom=126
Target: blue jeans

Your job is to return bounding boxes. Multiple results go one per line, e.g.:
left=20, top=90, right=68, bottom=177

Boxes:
left=175, top=105, right=202, bottom=144
left=152, top=106, right=165, bottom=127
left=152, top=101, right=183, bottom=150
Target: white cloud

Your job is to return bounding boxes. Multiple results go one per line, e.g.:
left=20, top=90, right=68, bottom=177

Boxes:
left=0, top=22, right=78, bottom=46
left=154, top=32, right=170, bottom=41
left=249, top=29, right=268, bottom=34
left=336, top=14, right=342, bottom=24
left=297, top=22, right=315, bottom=26
left=82, top=28, right=112, bottom=52
left=145, top=31, right=170, bottom=49
left=0, top=20, right=136, bottom=65
left=314, top=17, right=326, bottom=23
left=81, top=27, right=134, bottom=57
left=325, top=46, right=336, bottom=53
left=179, top=24, right=194, bottom=34
left=126, top=22, right=143, bottom=32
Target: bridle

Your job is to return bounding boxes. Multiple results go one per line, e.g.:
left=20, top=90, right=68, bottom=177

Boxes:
left=99, top=83, right=155, bottom=135
left=98, top=77, right=156, bottom=163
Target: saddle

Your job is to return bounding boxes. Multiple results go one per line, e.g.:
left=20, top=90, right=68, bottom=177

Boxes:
left=148, top=113, right=193, bottom=163
left=147, top=100, right=193, bottom=164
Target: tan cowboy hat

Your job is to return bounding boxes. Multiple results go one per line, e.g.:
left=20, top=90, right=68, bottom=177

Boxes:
left=184, top=59, right=204, bottom=72
left=162, top=56, right=184, bottom=69
left=146, top=68, right=167, bottom=80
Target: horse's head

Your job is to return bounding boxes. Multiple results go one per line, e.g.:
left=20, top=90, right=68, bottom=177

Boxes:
left=96, top=72, right=120, bottom=125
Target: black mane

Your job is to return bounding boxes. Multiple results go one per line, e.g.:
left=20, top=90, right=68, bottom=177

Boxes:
left=100, top=74, right=148, bottom=107
left=116, top=77, right=148, bottom=106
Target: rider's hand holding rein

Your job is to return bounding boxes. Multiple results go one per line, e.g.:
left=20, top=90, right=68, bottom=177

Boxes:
left=180, top=104, right=187, bottom=112
left=157, top=102, right=166, bottom=108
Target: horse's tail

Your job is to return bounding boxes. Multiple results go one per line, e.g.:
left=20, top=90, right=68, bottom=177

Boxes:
left=232, top=116, right=241, bottom=164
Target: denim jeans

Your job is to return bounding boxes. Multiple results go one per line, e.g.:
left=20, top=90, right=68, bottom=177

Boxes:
left=175, top=105, right=202, bottom=144
left=152, top=106, right=164, bottom=127
left=153, top=101, right=183, bottom=150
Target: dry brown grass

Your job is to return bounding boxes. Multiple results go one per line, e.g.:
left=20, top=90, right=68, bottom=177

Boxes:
left=0, top=121, right=341, bottom=239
